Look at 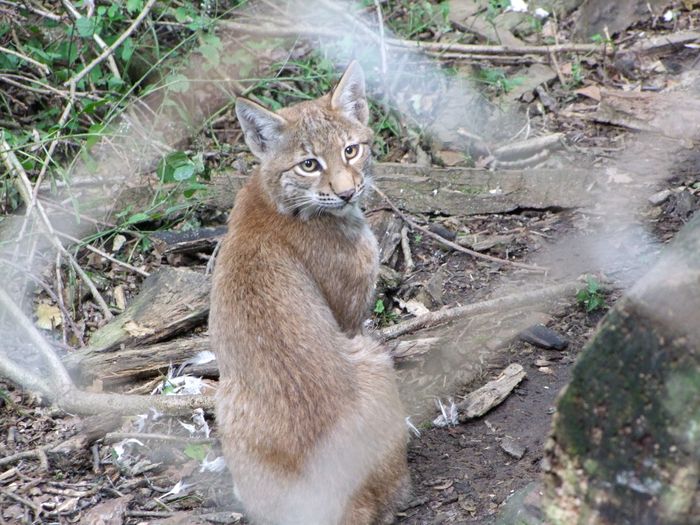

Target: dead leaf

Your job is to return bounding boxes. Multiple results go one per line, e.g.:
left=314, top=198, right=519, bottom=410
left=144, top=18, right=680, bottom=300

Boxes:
left=36, top=302, right=61, bottom=330
left=575, top=85, right=602, bottom=102
left=112, top=234, right=127, bottom=252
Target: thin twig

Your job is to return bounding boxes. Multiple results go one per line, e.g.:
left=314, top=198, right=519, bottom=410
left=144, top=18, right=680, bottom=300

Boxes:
left=0, top=45, right=50, bottom=75
left=55, top=230, right=150, bottom=277
left=373, top=0, right=388, bottom=96
left=379, top=280, right=581, bottom=340
left=0, top=0, right=63, bottom=21
left=373, top=186, right=548, bottom=273
left=400, top=225, right=415, bottom=274
left=65, top=0, right=157, bottom=87
left=0, top=487, right=41, bottom=519
left=104, top=432, right=216, bottom=445
left=61, top=0, right=121, bottom=80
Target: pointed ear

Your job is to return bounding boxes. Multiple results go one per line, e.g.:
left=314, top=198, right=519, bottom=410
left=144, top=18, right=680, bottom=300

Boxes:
left=235, top=98, right=287, bottom=158
left=330, top=61, right=369, bottom=125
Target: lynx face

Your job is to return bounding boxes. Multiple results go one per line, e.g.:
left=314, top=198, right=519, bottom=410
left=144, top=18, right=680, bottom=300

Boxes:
left=235, top=62, right=374, bottom=219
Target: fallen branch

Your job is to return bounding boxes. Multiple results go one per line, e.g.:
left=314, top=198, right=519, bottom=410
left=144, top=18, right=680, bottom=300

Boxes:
left=379, top=280, right=580, bottom=340
left=373, top=186, right=548, bottom=273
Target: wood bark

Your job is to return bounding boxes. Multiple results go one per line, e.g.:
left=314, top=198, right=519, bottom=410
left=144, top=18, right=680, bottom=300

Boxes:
left=543, top=213, right=700, bottom=525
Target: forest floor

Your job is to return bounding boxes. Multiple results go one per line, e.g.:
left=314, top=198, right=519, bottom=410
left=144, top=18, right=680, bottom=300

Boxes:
left=1, top=1, right=699, bottom=524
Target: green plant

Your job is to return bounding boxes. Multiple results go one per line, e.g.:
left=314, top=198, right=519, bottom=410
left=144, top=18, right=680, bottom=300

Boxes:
left=385, top=0, right=451, bottom=38
left=476, top=67, right=523, bottom=94
left=486, top=0, right=510, bottom=21
left=373, top=298, right=398, bottom=325
left=577, top=277, right=606, bottom=313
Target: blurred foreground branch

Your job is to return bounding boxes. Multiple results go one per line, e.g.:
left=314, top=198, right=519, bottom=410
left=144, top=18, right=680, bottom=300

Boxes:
left=0, top=287, right=214, bottom=416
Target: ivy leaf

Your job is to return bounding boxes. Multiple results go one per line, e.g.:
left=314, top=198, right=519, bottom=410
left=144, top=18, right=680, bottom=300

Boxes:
left=121, top=37, right=135, bottom=62
left=166, top=73, right=189, bottom=93
left=75, top=17, right=95, bottom=38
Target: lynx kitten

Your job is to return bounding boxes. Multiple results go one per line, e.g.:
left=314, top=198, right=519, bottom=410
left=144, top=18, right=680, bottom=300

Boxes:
left=209, top=62, right=409, bottom=525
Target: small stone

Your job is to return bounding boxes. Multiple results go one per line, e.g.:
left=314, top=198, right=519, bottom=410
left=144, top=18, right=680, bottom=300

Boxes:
left=500, top=436, right=527, bottom=459
left=519, top=324, right=569, bottom=350
left=648, top=189, right=672, bottom=205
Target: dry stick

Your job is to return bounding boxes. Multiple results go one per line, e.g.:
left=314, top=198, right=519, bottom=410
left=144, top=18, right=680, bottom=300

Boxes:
left=61, top=0, right=120, bottom=80
left=0, top=0, right=63, bottom=21
left=373, top=186, right=548, bottom=273
left=0, top=487, right=41, bottom=519
left=0, top=287, right=74, bottom=391
left=218, top=18, right=610, bottom=58
left=104, top=432, right=216, bottom=445
left=379, top=280, right=580, bottom=340
left=400, top=225, right=415, bottom=274
left=0, top=134, right=113, bottom=320
left=0, top=45, right=50, bottom=75
left=65, top=0, right=157, bottom=87
left=0, top=286, right=215, bottom=416
left=55, top=230, right=150, bottom=277
left=388, top=39, right=610, bottom=56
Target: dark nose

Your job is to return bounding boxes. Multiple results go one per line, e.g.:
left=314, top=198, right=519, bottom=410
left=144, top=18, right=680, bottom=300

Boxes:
left=337, top=188, right=355, bottom=202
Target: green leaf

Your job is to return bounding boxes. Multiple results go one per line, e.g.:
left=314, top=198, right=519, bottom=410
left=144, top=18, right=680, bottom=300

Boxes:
left=75, top=17, right=95, bottom=38
left=374, top=299, right=385, bottom=314
left=174, top=7, right=192, bottom=23
left=126, top=0, right=144, bottom=14
left=172, top=163, right=195, bottom=182
left=126, top=212, right=151, bottom=225
left=121, top=37, right=135, bottom=62
left=183, top=182, right=209, bottom=198
left=107, top=3, right=120, bottom=19
left=183, top=443, right=209, bottom=462
left=198, top=43, right=220, bottom=67
left=86, top=123, right=105, bottom=148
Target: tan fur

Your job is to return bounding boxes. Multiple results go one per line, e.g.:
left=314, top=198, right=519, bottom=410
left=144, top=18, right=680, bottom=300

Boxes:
left=209, top=62, right=409, bottom=525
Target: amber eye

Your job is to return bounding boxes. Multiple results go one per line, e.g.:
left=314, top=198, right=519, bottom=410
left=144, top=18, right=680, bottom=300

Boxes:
left=344, top=144, right=360, bottom=160
left=299, top=158, right=320, bottom=173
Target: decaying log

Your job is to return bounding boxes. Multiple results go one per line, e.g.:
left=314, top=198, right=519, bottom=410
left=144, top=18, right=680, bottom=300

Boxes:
left=77, top=335, right=211, bottom=384
left=207, top=164, right=596, bottom=217
left=64, top=267, right=210, bottom=374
